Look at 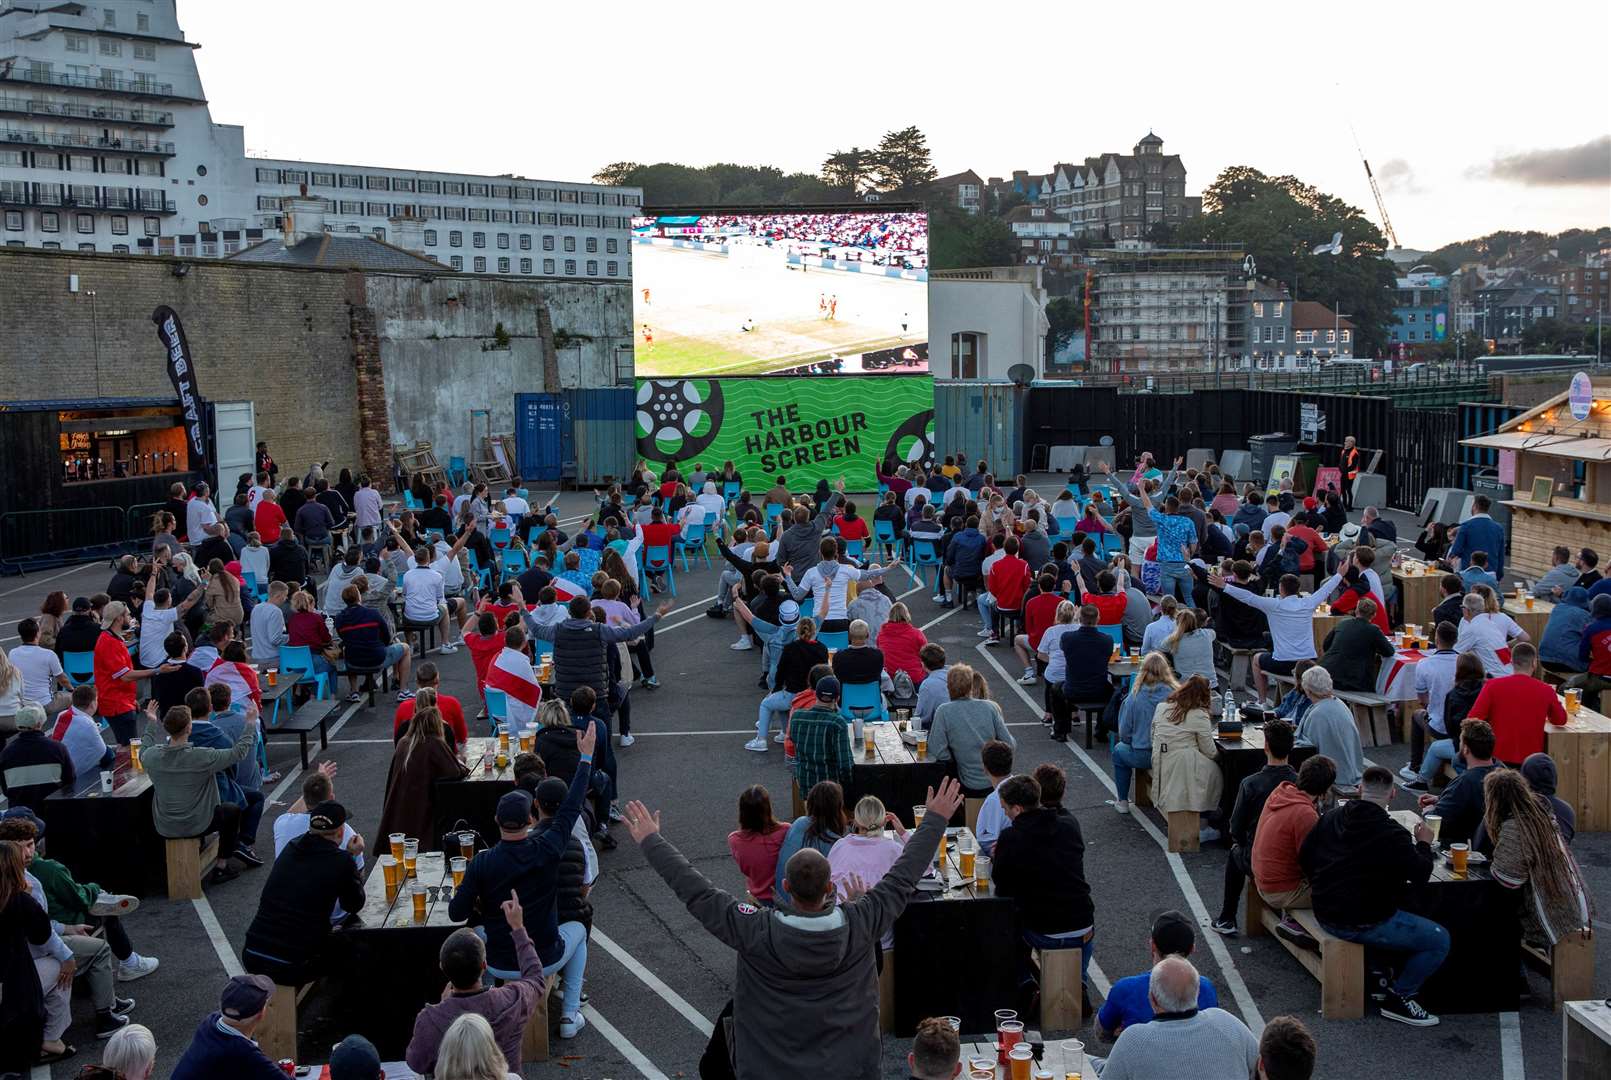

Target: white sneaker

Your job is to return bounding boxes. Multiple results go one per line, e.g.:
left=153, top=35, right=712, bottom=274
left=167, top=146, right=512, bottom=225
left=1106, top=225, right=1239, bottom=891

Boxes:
left=559, top=1012, right=587, bottom=1039
left=743, top=738, right=769, bottom=752
left=1018, top=669, right=1037, bottom=685
left=730, top=637, right=754, bottom=651
left=977, top=628, right=995, bottom=638
left=618, top=734, right=636, bottom=747
left=773, top=731, right=786, bottom=744
left=930, top=593, right=946, bottom=604
left=1397, top=765, right=1420, bottom=784
left=1113, top=800, right=1130, bottom=814
left=437, top=641, right=458, bottom=654
left=90, top=892, right=139, bottom=917
left=116, top=954, right=159, bottom=981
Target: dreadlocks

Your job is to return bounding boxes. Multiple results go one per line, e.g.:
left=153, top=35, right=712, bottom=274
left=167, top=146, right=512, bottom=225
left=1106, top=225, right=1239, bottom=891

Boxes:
left=1482, top=768, right=1588, bottom=921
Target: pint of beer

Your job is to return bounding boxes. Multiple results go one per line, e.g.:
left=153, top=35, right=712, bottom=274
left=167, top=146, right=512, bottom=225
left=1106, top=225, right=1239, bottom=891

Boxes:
left=912, top=805, right=926, bottom=826
left=403, top=838, right=419, bottom=879
left=498, top=725, right=510, bottom=753
left=458, top=832, right=476, bottom=860
left=959, top=835, right=976, bottom=879
left=129, top=738, right=143, bottom=772
left=975, top=856, right=990, bottom=892
left=1565, top=688, right=1581, bottom=716
left=389, top=833, right=406, bottom=863
left=1449, top=842, right=1469, bottom=878
left=864, top=723, right=876, bottom=754
left=1008, top=1044, right=1034, bottom=1080
left=519, top=728, right=535, bottom=753
left=380, top=856, right=400, bottom=902
left=266, top=668, right=278, bottom=687
left=450, top=856, right=467, bottom=888
left=936, top=831, right=948, bottom=871
left=915, top=731, right=927, bottom=760
left=410, top=881, right=427, bottom=923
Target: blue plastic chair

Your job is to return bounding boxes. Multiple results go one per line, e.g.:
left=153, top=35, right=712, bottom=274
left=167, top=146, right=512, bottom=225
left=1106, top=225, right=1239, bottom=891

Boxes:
left=818, top=629, right=850, bottom=651
left=722, top=480, right=741, bottom=503
left=679, top=517, right=712, bottom=571
left=534, top=638, right=554, bottom=662
left=62, top=650, right=95, bottom=687
left=465, top=550, right=492, bottom=592
left=796, top=596, right=815, bottom=621
left=1098, top=624, right=1125, bottom=651
left=1099, top=533, right=1123, bottom=557
left=489, top=523, right=512, bottom=550
left=242, top=570, right=269, bottom=603
left=500, top=547, right=528, bottom=576
left=484, top=688, right=508, bottom=734
left=844, top=538, right=865, bottom=561
left=765, top=503, right=786, bottom=531
left=872, top=518, right=902, bottom=561
left=643, top=544, right=676, bottom=597
left=449, top=456, right=468, bottom=487
left=908, top=536, right=943, bottom=592
left=839, top=680, right=888, bottom=722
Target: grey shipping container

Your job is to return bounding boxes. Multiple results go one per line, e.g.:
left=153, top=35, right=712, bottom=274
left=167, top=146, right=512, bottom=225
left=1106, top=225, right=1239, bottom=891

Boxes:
left=932, top=382, right=1024, bottom=477
left=565, top=387, right=636, bottom=488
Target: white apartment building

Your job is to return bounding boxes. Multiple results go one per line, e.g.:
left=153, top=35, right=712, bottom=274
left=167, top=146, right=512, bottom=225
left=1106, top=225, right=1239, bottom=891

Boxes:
left=0, top=0, right=640, bottom=276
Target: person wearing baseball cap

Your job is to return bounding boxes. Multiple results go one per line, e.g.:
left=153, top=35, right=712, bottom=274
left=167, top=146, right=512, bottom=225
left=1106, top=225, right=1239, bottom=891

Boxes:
left=1096, top=909, right=1218, bottom=1038
left=328, top=1033, right=383, bottom=1080
left=449, top=719, right=598, bottom=1040
left=169, top=974, right=282, bottom=1079
left=788, top=676, right=853, bottom=796
left=50, top=596, right=103, bottom=658
left=241, top=800, right=365, bottom=989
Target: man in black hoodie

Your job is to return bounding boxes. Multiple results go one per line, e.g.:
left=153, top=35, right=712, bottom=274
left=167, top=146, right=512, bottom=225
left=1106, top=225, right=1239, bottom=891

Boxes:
left=991, top=766, right=1095, bottom=999
left=241, top=801, right=366, bottom=986
left=52, top=596, right=104, bottom=658
left=1299, top=765, right=1447, bottom=1027
left=1211, top=719, right=1298, bottom=936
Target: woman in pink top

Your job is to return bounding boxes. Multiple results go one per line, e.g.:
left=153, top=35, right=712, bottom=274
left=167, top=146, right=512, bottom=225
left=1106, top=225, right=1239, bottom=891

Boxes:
left=827, top=797, right=908, bottom=945
left=1209, top=481, right=1242, bottom=520
left=876, top=603, right=928, bottom=683
left=726, top=785, right=789, bottom=906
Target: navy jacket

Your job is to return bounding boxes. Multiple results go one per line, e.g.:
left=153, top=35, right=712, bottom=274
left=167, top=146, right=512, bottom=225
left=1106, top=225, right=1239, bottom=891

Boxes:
left=1061, top=625, right=1115, bottom=700
left=170, top=1013, right=286, bottom=1080
left=1447, top=515, right=1506, bottom=581
left=944, top=528, right=988, bottom=579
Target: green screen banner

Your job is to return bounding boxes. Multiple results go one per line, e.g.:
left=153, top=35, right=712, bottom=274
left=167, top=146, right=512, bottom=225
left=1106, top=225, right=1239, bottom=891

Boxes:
left=635, top=375, right=935, bottom=488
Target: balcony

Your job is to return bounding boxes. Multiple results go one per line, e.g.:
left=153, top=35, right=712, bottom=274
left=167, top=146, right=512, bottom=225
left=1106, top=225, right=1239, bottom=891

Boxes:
left=0, top=95, right=174, bottom=127
left=0, top=67, right=205, bottom=104
left=0, top=186, right=175, bottom=213
left=0, top=128, right=174, bottom=154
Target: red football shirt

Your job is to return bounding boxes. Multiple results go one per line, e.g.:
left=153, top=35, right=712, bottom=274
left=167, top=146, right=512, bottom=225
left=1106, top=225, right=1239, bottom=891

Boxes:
left=393, top=692, right=469, bottom=745
left=1024, top=592, right=1063, bottom=648
left=254, top=500, right=288, bottom=541
left=1466, top=673, right=1567, bottom=764
left=1082, top=591, right=1127, bottom=625
left=988, top=555, right=1031, bottom=611
left=93, top=630, right=137, bottom=716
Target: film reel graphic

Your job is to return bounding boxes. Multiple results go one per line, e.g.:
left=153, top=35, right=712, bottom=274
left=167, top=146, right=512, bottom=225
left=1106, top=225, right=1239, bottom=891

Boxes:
left=884, top=408, right=936, bottom=472
left=635, top=379, right=725, bottom=462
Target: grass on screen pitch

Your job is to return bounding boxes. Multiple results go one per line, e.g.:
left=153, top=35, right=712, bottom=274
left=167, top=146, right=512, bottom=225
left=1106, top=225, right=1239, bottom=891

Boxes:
left=639, top=326, right=913, bottom=377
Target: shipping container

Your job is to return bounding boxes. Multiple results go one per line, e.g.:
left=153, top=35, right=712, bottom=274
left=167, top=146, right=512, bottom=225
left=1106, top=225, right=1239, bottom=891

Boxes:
left=514, top=393, right=565, bottom=483
left=565, top=387, right=636, bottom=487
left=932, top=382, right=1025, bottom=477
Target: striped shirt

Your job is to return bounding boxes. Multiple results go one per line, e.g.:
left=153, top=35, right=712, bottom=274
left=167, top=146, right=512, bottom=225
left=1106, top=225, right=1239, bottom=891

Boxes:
left=789, top=705, right=853, bottom=794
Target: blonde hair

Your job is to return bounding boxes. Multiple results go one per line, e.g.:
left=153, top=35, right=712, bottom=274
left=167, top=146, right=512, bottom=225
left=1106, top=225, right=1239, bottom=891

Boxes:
left=290, top=590, right=314, bottom=613
left=971, top=671, right=991, bottom=701
left=538, top=699, right=569, bottom=730
left=1055, top=600, right=1076, bottom=624
left=887, top=602, right=912, bottom=625
left=852, top=795, right=888, bottom=834
left=1135, top=651, right=1180, bottom=692
left=1164, top=608, right=1198, bottom=654
left=435, top=1013, right=509, bottom=1080
left=1476, top=584, right=1500, bottom=614
left=0, top=648, right=16, bottom=696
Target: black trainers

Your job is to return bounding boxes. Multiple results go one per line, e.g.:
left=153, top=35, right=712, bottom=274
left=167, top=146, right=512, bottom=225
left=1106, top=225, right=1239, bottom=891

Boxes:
left=1209, top=918, right=1238, bottom=937
left=1274, top=916, right=1319, bottom=951
left=206, top=863, right=239, bottom=885
left=95, top=1010, right=130, bottom=1039
left=234, top=846, right=264, bottom=868
left=1380, top=991, right=1439, bottom=1027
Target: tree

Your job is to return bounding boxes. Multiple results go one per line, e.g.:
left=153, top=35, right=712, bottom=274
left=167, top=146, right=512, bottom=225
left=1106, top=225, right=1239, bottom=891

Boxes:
left=591, top=162, right=641, bottom=186
left=929, top=204, right=1017, bottom=270
left=821, top=148, right=874, bottom=195
left=872, top=126, right=937, bottom=193
left=1045, top=295, right=1084, bottom=364
left=1176, top=166, right=1400, bottom=357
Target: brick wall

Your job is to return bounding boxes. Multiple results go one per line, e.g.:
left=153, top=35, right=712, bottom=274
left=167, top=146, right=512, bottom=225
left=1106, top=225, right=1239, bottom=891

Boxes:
left=0, top=247, right=362, bottom=477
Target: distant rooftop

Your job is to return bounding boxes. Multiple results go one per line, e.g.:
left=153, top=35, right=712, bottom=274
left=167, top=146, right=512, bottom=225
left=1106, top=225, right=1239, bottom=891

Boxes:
left=227, top=234, right=450, bottom=272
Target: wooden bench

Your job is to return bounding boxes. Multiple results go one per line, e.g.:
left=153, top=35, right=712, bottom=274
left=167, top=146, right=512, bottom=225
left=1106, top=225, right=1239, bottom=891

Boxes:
left=1565, top=999, right=1611, bottom=1080
left=1166, top=810, right=1199, bottom=853
left=519, top=974, right=557, bottom=1062
left=164, top=834, right=219, bottom=900
left=1337, top=690, right=1392, bottom=746
left=256, top=982, right=310, bottom=1061
left=1522, top=931, right=1595, bottom=1010
left=263, top=699, right=338, bottom=768
left=1245, top=884, right=1363, bottom=1019
left=964, top=797, right=984, bottom=833
left=1221, top=647, right=1261, bottom=694
left=1034, top=944, right=1085, bottom=1032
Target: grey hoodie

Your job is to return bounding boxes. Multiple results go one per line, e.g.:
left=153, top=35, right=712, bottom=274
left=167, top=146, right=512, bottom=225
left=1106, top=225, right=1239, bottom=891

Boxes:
left=779, top=495, right=842, bottom=581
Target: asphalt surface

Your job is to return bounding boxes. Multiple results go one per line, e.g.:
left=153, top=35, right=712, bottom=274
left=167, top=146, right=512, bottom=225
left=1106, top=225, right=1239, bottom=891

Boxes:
left=1, top=484, right=1604, bottom=1079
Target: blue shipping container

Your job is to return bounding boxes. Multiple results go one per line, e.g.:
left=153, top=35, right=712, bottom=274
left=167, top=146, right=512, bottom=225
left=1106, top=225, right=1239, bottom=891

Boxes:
left=515, top=393, right=565, bottom=482
left=565, top=387, right=636, bottom=487
left=932, top=382, right=1024, bottom=477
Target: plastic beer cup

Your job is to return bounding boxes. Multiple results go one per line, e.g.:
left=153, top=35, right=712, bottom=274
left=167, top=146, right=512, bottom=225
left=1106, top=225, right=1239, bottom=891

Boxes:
left=1450, top=842, right=1469, bottom=878
left=1525, top=596, right=1535, bottom=610
left=458, top=831, right=476, bottom=860
left=967, top=1058, right=996, bottom=1078
left=403, top=838, right=419, bottom=878
left=998, top=1018, right=1024, bottom=1063
left=410, top=880, right=426, bottom=922
left=1424, top=814, right=1441, bottom=844
left=498, top=724, right=510, bottom=753
left=1565, top=688, right=1581, bottom=716
left=959, top=835, right=976, bottom=879
left=99, top=770, right=114, bottom=793
left=129, top=738, right=142, bottom=772
left=380, top=856, right=399, bottom=902
left=912, top=805, right=926, bottom=826
left=864, top=723, right=876, bottom=754
left=450, top=856, right=467, bottom=888
left=389, top=833, right=405, bottom=862
left=1009, top=1045, right=1034, bottom=1080
left=483, top=749, right=493, bottom=775
left=975, top=855, right=990, bottom=892
left=266, top=668, right=278, bottom=687
left=915, top=731, right=927, bottom=760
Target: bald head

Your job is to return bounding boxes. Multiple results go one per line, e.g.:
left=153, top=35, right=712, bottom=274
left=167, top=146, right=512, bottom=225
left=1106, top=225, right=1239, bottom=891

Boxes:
left=1148, top=955, right=1200, bottom=1014
left=783, top=847, right=832, bottom=909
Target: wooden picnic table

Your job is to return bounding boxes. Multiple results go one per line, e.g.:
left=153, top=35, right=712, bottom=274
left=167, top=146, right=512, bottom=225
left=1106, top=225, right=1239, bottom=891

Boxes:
left=432, top=735, right=518, bottom=850
left=1502, top=594, right=1552, bottom=644
left=1394, top=565, right=1446, bottom=629
left=849, top=720, right=954, bottom=828
left=891, top=827, right=1019, bottom=1036
left=1547, top=700, right=1611, bottom=832
left=40, top=749, right=162, bottom=896
left=1311, top=610, right=1343, bottom=657
left=1213, top=722, right=1317, bottom=823
left=1386, top=810, right=1519, bottom=1013
left=1565, top=999, right=1611, bottom=1079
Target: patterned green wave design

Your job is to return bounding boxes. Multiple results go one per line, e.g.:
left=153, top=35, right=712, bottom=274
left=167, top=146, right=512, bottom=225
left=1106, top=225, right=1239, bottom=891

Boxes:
left=636, top=375, right=933, bottom=487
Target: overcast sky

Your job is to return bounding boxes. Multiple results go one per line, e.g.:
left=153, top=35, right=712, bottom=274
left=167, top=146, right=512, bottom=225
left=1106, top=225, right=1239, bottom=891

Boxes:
left=184, top=0, right=1610, bottom=250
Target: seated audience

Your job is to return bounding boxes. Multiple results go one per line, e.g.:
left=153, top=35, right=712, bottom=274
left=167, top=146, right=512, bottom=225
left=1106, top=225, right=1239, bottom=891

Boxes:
left=727, top=785, right=789, bottom=907
left=991, top=769, right=1094, bottom=996
left=1098, top=910, right=1218, bottom=1038
left=929, top=664, right=1014, bottom=792
left=1098, top=956, right=1259, bottom=1080
left=1417, top=718, right=1502, bottom=846
left=241, top=800, right=365, bottom=986
left=1293, top=666, right=1364, bottom=793
left=1151, top=676, right=1223, bottom=842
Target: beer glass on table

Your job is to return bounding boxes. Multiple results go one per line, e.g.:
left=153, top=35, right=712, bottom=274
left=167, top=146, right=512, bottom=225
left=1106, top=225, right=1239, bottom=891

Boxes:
left=389, top=833, right=406, bottom=863
left=1449, top=842, right=1470, bottom=878
left=1008, top=1044, right=1033, bottom=1080
left=959, top=834, right=976, bottom=879
left=380, top=856, right=400, bottom=903
left=403, top=838, right=419, bottom=878
left=1564, top=688, right=1581, bottom=716
left=915, top=730, right=928, bottom=760
left=409, top=880, right=426, bottom=922
left=129, top=738, right=143, bottom=772
left=450, top=856, right=467, bottom=889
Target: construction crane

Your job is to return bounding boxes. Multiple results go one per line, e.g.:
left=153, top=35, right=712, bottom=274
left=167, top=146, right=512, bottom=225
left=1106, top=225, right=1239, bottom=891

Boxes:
left=1349, top=121, right=1401, bottom=249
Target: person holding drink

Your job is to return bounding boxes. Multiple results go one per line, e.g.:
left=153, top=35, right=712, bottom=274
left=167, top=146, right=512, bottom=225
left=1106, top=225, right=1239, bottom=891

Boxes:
left=1416, top=718, right=1502, bottom=847
left=241, top=801, right=366, bottom=987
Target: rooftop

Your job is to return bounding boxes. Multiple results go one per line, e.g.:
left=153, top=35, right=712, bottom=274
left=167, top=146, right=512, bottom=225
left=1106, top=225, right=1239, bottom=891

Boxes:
left=227, top=234, right=450, bottom=272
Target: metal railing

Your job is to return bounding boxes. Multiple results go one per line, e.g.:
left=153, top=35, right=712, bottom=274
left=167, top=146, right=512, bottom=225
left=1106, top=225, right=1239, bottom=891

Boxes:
left=0, top=506, right=132, bottom=567
left=1048, top=361, right=1493, bottom=398
left=0, top=96, right=173, bottom=125
left=0, top=187, right=175, bottom=212
left=0, top=128, right=174, bottom=153
left=0, top=67, right=182, bottom=98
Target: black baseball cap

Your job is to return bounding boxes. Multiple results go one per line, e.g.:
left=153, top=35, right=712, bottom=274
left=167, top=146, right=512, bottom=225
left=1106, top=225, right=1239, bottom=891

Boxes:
left=814, top=675, right=841, bottom=702
left=496, top=790, right=534, bottom=828
left=328, top=1033, right=381, bottom=1079
left=219, top=973, right=275, bottom=1019
left=1151, top=909, right=1195, bottom=957
left=71, top=596, right=92, bottom=612
left=308, top=801, right=347, bottom=831
left=534, top=777, right=568, bottom=813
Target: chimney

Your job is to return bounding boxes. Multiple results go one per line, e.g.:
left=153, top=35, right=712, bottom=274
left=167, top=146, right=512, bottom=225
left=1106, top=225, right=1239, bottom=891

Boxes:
left=388, top=214, right=426, bottom=255
left=280, top=195, right=327, bottom=247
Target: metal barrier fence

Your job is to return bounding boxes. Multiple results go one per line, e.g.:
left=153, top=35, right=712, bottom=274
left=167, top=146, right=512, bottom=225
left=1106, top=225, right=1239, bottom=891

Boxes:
left=0, top=505, right=134, bottom=566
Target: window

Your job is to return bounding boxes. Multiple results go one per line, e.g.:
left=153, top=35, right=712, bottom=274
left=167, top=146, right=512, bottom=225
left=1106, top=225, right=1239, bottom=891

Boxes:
left=417, top=180, right=441, bottom=195
left=450, top=255, right=463, bottom=271
left=607, top=260, right=618, bottom=276
left=103, top=7, right=116, bottom=26
left=421, top=205, right=441, bottom=219
left=442, top=181, right=465, bottom=196
left=539, top=212, right=557, bottom=225
left=256, top=167, right=281, bottom=183
left=281, top=170, right=307, bottom=185
left=1341, top=330, right=1352, bottom=343
left=497, top=257, right=510, bottom=273
left=133, top=43, right=156, bottom=61
left=423, top=229, right=437, bottom=247
left=257, top=195, right=279, bottom=210
left=951, top=332, right=982, bottom=379
left=66, top=35, right=89, bottom=53
left=473, top=256, right=486, bottom=272
left=606, top=237, right=618, bottom=254
left=542, top=235, right=555, bottom=251
left=109, top=214, right=127, bottom=234
left=448, top=230, right=462, bottom=248
left=339, top=200, right=362, bottom=214
left=40, top=211, right=59, bottom=232
left=77, top=241, right=95, bottom=251
left=472, top=232, right=485, bottom=248
left=1277, top=326, right=1286, bottom=343
left=514, top=211, right=535, bottom=225
left=135, top=158, right=161, bottom=175
left=543, top=258, right=555, bottom=274
left=492, top=209, right=511, bottom=223
left=585, top=237, right=597, bottom=253
left=393, top=178, right=414, bottom=192
left=1252, top=302, right=1264, bottom=318
left=443, top=206, right=466, bottom=221
left=362, top=202, right=385, bottom=216
left=112, top=243, right=128, bottom=253
left=581, top=214, right=599, bottom=228
left=311, top=171, right=335, bottom=187
left=3, top=211, right=20, bottom=231
left=563, top=236, right=575, bottom=252
left=538, top=188, right=557, bottom=201
left=467, top=208, right=488, bottom=222
left=137, top=12, right=150, bottom=30
left=339, top=174, right=363, bottom=188
left=75, top=212, right=93, bottom=233
left=41, top=241, right=61, bottom=249
left=559, top=213, right=578, bottom=227
left=586, top=259, right=597, bottom=276
left=492, top=185, right=511, bottom=199
left=144, top=216, right=159, bottom=235
left=0, top=150, right=19, bottom=168
left=519, top=258, right=532, bottom=273
left=564, top=258, right=576, bottom=275
left=496, top=233, right=509, bottom=249
left=467, top=183, right=488, bottom=197
left=1295, top=330, right=1314, bottom=344
left=99, top=39, right=121, bottom=56
left=581, top=191, right=600, bottom=205
left=1408, top=331, right=1417, bottom=341
left=560, top=190, right=578, bottom=203
left=1326, top=330, right=1337, bottom=343
left=517, top=234, right=531, bottom=251
left=1408, top=313, right=1417, bottom=323
left=68, top=154, right=93, bottom=172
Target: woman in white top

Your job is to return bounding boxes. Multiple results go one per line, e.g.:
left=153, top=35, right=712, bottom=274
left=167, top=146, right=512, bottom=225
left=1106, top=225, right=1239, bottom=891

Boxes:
left=1035, top=600, right=1080, bottom=688
left=826, top=796, right=908, bottom=947
left=238, top=531, right=271, bottom=588
left=1454, top=591, right=1526, bottom=676
left=1164, top=608, right=1218, bottom=688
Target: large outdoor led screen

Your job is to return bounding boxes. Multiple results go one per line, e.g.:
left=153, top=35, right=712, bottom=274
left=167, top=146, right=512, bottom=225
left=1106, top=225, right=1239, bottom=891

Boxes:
left=631, top=209, right=928, bottom=377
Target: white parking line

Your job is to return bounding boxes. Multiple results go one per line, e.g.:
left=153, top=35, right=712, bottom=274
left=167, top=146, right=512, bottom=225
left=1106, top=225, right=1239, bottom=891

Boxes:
left=650, top=595, right=722, bottom=634
left=263, top=699, right=364, bottom=807
left=1499, top=1011, right=1525, bottom=1080
left=0, top=562, right=89, bottom=596
left=193, top=896, right=244, bottom=977
left=972, top=642, right=1266, bottom=1033
left=919, top=606, right=963, bottom=633
left=591, top=927, right=715, bottom=1036
left=581, top=1004, right=672, bottom=1080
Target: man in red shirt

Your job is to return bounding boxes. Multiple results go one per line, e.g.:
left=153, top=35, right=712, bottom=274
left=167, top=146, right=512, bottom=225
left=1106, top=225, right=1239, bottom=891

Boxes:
left=393, top=660, right=470, bottom=746
left=462, top=610, right=504, bottom=710
left=639, top=508, right=682, bottom=593
left=1081, top=569, right=1128, bottom=626
left=479, top=581, right=524, bottom=628
left=253, top=489, right=289, bottom=542
left=93, top=599, right=172, bottom=744
left=984, top=535, right=1031, bottom=646
left=1465, top=642, right=1567, bottom=764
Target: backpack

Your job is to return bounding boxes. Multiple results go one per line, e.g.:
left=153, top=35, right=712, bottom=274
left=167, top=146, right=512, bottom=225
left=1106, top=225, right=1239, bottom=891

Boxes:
left=891, top=669, right=916, bottom=701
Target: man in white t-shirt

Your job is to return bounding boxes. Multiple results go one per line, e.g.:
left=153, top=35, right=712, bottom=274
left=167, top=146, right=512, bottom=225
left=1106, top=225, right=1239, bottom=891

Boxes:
left=694, top=481, right=726, bottom=523
left=247, top=472, right=274, bottom=514
left=138, top=588, right=200, bottom=668
left=403, top=544, right=468, bottom=654
left=272, top=764, right=364, bottom=924
left=49, top=683, right=115, bottom=776
left=9, top=619, right=70, bottom=713
left=352, top=477, right=383, bottom=553
left=500, top=486, right=530, bottom=520
left=186, top=483, right=227, bottom=547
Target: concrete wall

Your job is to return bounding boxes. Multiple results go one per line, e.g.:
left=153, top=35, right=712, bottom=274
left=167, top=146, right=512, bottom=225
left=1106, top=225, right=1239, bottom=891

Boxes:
left=367, top=274, right=632, bottom=465
left=929, top=268, right=1050, bottom=382
left=0, top=247, right=361, bottom=476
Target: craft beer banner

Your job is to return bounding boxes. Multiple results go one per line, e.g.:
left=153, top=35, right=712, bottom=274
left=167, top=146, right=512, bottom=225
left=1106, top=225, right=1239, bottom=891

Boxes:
left=635, top=375, right=934, bottom=487
left=151, top=304, right=206, bottom=470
